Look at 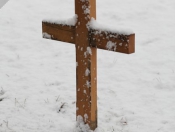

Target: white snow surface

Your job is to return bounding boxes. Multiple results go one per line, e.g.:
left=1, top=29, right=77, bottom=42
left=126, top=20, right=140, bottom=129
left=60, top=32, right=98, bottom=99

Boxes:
left=0, top=0, right=175, bottom=132
left=89, top=18, right=134, bottom=35
left=43, top=15, right=78, bottom=26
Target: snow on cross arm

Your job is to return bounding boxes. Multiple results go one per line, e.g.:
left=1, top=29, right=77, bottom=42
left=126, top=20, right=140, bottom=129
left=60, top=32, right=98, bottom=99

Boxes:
left=43, top=15, right=78, bottom=26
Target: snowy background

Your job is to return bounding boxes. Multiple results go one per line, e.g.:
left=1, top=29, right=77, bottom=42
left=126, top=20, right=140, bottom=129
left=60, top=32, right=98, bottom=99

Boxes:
left=0, top=0, right=175, bottom=132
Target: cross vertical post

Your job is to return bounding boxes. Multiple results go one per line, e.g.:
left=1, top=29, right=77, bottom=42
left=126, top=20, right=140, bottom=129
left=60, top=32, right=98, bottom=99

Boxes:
left=75, top=0, right=97, bottom=130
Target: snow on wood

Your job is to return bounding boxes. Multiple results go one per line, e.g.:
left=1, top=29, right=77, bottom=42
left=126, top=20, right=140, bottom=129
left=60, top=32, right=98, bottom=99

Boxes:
left=43, top=15, right=78, bottom=26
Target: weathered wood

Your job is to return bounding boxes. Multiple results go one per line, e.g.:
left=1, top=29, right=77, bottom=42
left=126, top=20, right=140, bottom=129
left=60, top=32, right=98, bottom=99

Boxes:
left=75, top=0, right=97, bottom=130
left=42, top=22, right=75, bottom=44
left=42, top=23, right=135, bottom=54
left=90, top=30, right=135, bottom=54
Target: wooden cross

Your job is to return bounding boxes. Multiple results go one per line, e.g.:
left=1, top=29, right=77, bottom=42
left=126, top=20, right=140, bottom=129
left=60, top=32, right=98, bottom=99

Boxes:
left=42, top=0, right=135, bottom=130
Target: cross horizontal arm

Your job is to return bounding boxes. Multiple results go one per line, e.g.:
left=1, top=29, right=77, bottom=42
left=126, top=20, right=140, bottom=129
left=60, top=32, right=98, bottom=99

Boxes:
left=90, top=30, right=135, bottom=54
left=42, top=22, right=75, bottom=44
left=42, top=21, right=135, bottom=54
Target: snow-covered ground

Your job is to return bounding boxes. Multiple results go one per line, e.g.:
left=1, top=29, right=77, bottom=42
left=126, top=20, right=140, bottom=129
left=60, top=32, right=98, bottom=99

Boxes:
left=0, top=0, right=175, bottom=132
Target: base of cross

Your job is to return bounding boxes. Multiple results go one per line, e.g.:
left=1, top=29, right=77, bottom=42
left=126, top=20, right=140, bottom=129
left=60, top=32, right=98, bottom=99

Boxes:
left=42, top=21, right=135, bottom=54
